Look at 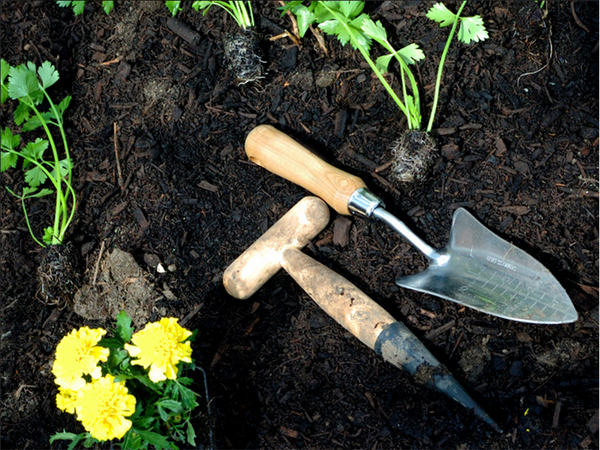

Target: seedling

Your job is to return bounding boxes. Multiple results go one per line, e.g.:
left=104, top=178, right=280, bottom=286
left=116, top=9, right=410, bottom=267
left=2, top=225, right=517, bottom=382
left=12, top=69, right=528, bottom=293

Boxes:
left=425, top=2, right=488, bottom=132
left=169, top=1, right=263, bottom=84
left=282, top=1, right=488, bottom=183
left=1, top=60, right=76, bottom=247
left=167, top=1, right=254, bottom=29
left=56, top=0, right=115, bottom=15
left=283, top=1, right=425, bottom=129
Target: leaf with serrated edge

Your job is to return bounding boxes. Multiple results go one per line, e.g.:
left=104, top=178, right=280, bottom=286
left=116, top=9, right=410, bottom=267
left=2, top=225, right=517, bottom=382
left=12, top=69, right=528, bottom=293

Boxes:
left=38, top=61, right=59, bottom=89
left=426, top=3, right=457, bottom=27
left=116, top=310, right=134, bottom=343
left=72, top=1, right=86, bottom=16
left=24, top=187, right=53, bottom=198
left=458, top=16, right=489, bottom=44
left=50, top=158, right=72, bottom=180
left=13, top=102, right=32, bottom=126
left=43, top=227, right=54, bottom=245
left=348, top=15, right=371, bottom=50
left=187, top=420, right=197, bottom=446
left=398, top=43, right=425, bottom=65
left=25, top=164, right=47, bottom=188
left=375, top=54, right=394, bottom=73
left=3, top=128, right=21, bottom=148
left=8, top=65, right=39, bottom=100
left=102, top=1, right=114, bottom=14
left=1, top=150, right=19, bottom=172
left=59, top=95, right=72, bottom=112
left=293, top=5, right=316, bottom=38
left=136, top=429, right=172, bottom=450
left=340, top=1, right=363, bottom=19
left=362, top=18, right=387, bottom=43
left=21, top=139, right=49, bottom=169
left=319, top=19, right=344, bottom=40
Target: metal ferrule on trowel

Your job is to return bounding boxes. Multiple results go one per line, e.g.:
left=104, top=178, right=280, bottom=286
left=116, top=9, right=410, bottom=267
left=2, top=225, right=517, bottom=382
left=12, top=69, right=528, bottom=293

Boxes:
left=348, top=187, right=450, bottom=264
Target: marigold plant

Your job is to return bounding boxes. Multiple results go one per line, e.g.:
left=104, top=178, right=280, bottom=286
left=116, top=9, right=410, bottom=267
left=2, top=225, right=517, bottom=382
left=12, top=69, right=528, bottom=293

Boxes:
left=50, top=311, right=200, bottom=449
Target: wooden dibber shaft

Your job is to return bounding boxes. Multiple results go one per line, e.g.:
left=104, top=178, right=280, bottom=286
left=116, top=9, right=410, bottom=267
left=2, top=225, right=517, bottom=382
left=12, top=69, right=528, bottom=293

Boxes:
left=281, top=249, right=500, bottom=433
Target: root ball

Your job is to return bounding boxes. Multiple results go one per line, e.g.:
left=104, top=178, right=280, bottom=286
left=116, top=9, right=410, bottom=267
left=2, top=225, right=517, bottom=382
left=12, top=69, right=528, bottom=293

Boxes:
left=389, top=130, right=437, bottom=184
left=38, top=242, right=80, bottom=306
left=223, top=28, right=265, bottom=85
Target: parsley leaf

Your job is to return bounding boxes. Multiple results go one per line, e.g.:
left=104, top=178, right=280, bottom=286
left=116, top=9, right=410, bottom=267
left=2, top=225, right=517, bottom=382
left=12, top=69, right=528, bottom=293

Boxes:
left=427, top=2, right=488, bottom=45
left=0, top=59, right=10, bottom=104
left=426, top=3, right=457, bottom=27
left=459, top=15, right=489, bottom=44
left=1, top=60, right=76, bottom=247
left=37, top=60, right=60, bottom=89
left=1, top=127, right=21, bottom=171
left=102, top=1, right=114, bottom=14
left=8, top=64, right=39, bottom=100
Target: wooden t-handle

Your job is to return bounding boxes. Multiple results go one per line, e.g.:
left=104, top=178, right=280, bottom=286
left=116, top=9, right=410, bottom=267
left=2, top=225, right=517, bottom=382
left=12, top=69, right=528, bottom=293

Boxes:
left=245, top=125, right=366, bottom=215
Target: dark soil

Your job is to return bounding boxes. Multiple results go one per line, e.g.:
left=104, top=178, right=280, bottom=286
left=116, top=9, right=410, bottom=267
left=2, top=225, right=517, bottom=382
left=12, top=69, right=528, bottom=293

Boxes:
left=1, top=1, right=598, bottom=449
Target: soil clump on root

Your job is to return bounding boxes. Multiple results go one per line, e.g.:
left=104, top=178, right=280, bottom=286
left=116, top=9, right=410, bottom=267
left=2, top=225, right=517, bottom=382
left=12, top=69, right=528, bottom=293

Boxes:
left=37, top=242, right=80, bottom=307
left=223, top=28, right=265, bottom=85
left=385, top=129, right=438, bottom=185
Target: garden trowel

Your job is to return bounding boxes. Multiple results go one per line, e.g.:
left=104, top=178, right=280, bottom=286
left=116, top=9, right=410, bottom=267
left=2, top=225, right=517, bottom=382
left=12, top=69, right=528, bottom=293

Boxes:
left=244, top=125, right=578, bottom=324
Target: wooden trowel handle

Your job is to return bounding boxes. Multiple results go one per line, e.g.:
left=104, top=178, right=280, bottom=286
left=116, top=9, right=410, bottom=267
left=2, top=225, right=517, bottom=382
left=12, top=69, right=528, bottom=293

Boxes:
left=245, top=125, right=366, bottom=215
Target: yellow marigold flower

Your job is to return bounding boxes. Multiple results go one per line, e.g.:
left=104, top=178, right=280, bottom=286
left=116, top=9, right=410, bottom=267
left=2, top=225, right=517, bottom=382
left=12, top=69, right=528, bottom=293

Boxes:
left=56, top=386, right=78, bottom=414
left=52, top=327, right=110, bottom=390
left=124, top=317, right=192, bottom=383
left=75, top=374, right=136, bottom=441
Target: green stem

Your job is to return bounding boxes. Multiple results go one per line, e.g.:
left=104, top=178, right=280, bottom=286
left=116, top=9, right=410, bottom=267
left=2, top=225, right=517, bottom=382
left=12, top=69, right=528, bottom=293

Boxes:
left=44, top=93, right=76, bottom=243
left=20, top=194, right=47, bottom=247
left=2, top=148, right=62, bottom=247
left=357, top=46, right=411, bottom=120
left=212, top=1, right=253, bottom=29
left=246, top=1, right=254, bottom=27
left=28, top=101, right=66, bottom=244
left=399, top=64, right=412, bottom=129
left=426, top=0, right=467, bottom=133
left=234, top=1, right=253, bottom=29
left=384, top=42, right=422, bottom=129
left=321, top=4, right=411, bottom=122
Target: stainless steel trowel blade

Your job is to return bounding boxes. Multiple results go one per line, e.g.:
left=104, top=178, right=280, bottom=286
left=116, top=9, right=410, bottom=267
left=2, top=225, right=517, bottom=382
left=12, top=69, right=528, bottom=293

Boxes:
left=396, top=208, right=578, bottom=324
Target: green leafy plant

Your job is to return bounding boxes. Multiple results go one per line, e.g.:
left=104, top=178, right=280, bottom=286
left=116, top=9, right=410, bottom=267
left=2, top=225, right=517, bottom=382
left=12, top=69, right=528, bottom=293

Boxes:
left=168, top=1, right=263, bottom=84
left=56, top=0, right=115, bottom=15
left=425, top=2, right=488, bottom=131
left=281, top=1, right=488, bottom=183
left=283, top=1, right=488, bottom=132
left=283, top=1, right=425, bottom=130
left=49, top=312, right=202, bottom=450
left=1, top=60, right=76, bottom=247
left=166, top=1, right=255, bottom=29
